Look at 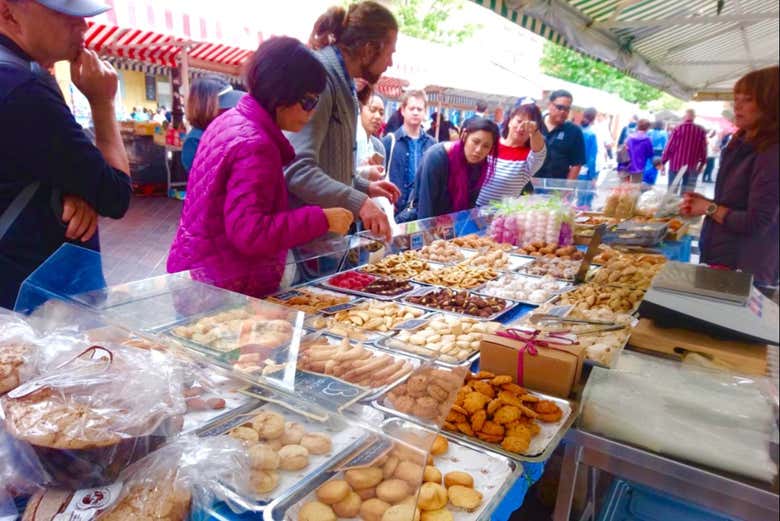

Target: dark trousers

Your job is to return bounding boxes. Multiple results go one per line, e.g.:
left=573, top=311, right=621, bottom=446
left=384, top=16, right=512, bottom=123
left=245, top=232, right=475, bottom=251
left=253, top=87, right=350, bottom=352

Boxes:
left=668, top=170, right=698, bottom=193
left=702, top=157, right=716, bottom=182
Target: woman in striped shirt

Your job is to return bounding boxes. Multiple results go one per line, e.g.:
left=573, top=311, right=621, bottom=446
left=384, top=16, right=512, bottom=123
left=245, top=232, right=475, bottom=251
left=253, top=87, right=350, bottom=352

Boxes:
left=477, top=101, right=547, bottom=206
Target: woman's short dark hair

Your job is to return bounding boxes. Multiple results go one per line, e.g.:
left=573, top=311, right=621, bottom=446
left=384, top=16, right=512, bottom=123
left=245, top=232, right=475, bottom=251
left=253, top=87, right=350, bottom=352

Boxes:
left=501, top=102, right=543, bottom=138
left=549, top=89, right=573, bottom=102
left=185, top=76, right=225, bottom=129
left=309, top=1, right=398, bottom=55
left=653, top=119, right=665, bottom=130
left=243, top=36, right=327, bottom=115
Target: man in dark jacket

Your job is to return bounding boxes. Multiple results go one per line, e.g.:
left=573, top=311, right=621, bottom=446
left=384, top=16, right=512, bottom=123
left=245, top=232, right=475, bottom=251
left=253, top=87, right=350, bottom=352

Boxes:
left=382, top=90, right=435, bottom=218
left=0, top=0, right=132, bottom=309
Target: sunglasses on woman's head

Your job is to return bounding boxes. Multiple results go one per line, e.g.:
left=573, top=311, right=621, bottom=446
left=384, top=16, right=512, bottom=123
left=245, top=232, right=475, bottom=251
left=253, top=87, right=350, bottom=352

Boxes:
left=299, top=94, right=320, bottom=112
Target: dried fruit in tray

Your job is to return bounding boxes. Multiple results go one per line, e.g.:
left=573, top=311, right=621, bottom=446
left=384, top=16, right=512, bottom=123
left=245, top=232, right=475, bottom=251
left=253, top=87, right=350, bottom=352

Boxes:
left=557, top=284, right=645, bottom=313
left=298, top=336, right=414, bottom=388
left=442, top=371, right=563, bottom=454
left=360, top=251, right=430, bottom=279
left=406, top=288, right=508, bottom=318
left=415, top=264, right=498, bottom=289
left=418, top=239, right=465, bottom=263
left=327, top=271, right=376, bottom=291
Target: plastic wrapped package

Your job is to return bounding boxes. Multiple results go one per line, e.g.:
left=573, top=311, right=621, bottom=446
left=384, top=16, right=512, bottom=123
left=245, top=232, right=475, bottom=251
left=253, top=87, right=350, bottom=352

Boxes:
left=0, top=425, right=45, bottom=498
left=0, top=343, right=187, bottom=488
left=0, top=309, right=40, bottom=395
left=487, top=196, right=575, bottom=247
left=581, top=351, right=779, bottom=482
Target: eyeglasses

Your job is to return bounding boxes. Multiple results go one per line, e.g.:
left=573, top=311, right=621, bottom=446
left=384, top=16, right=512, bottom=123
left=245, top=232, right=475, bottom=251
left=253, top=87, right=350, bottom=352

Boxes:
left=553, top=103, right=572, bottom=112
left=299, top=94, right=320, bottom=112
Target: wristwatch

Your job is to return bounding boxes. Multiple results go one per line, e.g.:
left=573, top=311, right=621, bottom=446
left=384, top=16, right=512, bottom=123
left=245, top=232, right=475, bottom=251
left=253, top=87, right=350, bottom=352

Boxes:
left=705, top=202, right=719, bottom=217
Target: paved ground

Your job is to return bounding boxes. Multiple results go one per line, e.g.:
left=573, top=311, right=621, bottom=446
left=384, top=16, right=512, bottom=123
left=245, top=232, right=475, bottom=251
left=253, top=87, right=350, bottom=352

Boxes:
left=98, top=195, right=182, bottom=285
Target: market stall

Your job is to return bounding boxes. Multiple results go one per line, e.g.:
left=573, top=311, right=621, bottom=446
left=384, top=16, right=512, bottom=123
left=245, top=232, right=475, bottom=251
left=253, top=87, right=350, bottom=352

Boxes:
left=2, top=181, right=778, bottom=521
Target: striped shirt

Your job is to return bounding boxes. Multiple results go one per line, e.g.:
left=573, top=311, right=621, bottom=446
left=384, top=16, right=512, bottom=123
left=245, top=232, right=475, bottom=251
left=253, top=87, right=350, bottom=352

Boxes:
left=477, top=142, right=547, bottom=206
left=661, top=120, right=707, bottom=173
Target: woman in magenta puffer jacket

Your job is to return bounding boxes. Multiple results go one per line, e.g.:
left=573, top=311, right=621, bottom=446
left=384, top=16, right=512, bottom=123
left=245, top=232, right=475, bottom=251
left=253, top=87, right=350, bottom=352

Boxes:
left=167, top=37, right=353, bottom=297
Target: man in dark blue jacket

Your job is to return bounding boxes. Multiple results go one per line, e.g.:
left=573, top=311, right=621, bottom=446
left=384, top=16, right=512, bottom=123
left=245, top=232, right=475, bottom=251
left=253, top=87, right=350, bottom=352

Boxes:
left=0, top=0, right=132, bottom=309
left=382, top=89, right=435, bottom=220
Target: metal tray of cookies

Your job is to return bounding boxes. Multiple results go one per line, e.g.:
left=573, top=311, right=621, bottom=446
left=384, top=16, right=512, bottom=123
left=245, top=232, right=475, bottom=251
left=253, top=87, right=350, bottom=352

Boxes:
left=317, top=268, right=424, bottom=301
left=304, top=301, right=429, bottom=344
left=519, top=258, right=601, bottom=282
left=461, top=250, right=536, bottom=273
left=265, top=285, right=356, bottom=314
left=268, top=418, right=522, bottom=521
left=472, top=273, right=572, bottom=308
left=196, top=401, right=374, bottom=514
left=402, top=286, right=518, bottom=322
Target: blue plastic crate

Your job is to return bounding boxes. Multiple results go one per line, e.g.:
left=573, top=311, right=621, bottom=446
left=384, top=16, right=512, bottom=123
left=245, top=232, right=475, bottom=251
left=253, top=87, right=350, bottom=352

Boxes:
left=597, top=479, right=740, bottom=521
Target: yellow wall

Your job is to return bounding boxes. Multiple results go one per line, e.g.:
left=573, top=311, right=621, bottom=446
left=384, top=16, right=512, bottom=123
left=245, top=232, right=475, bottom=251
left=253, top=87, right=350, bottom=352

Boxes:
left=120, top=70, right=168, bottom=113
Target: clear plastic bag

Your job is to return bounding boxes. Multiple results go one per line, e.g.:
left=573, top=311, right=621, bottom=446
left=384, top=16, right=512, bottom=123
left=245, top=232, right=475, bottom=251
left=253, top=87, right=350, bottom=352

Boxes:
left=0, top=343, right=187, bottom=488
left=0, top=309, right=41, bottom=395
left=0, top=424, right=45, bottom=498
left=96, top=435, right=252, bottom=520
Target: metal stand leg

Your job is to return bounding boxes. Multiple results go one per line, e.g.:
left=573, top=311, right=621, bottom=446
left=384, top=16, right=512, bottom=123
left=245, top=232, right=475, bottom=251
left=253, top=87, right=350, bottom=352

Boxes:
left=553, top=443, right=582, bottom=521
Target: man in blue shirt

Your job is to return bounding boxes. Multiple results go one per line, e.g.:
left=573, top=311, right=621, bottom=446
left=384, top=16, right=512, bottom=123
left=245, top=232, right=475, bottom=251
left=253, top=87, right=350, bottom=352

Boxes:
left=382, top=89, right=435, bottom=220
left=0, top=0, right=132, bottom=309
left=537, top=90, right=586, bottom=180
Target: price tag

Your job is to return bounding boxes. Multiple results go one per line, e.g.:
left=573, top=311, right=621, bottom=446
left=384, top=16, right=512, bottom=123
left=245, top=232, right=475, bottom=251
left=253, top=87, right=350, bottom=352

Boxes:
left=321, top=302, right=358, bottom=315
left=273, top=290, right=302, bottom=301
left=546, top=305, right=573, bottom=318
left=337, top=438, right=394, bottom=471
left=393, top=318, right=428, bottom=331
left=289, top=370, right=367, bottom=411
left=410, top=232, right=424, bottom=250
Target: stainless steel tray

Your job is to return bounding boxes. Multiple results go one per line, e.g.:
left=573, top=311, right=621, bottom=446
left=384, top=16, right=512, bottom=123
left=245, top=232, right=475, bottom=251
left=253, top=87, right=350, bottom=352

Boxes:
left=265, top=285, right=356, bottom=315
left=402, top=286, right=517, bottom=322
left=318, top=268, right=423, bottom=301
left=374, top=388, right=578, bottom=463
left=472, top=273, right=572, bottom=307
left=459, top=250, right=535, bottom=273
left=519, top=258, right=601, bottom=282
left=268, top=418, right=523, bottom=521
left=304, top=301, right=429, bottom=344
left=195, top=401, right=372, bottom=514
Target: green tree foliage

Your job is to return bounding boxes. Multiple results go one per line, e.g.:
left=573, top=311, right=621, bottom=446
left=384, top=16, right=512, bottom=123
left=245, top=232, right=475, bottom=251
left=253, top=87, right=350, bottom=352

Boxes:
left=394, top=0, right=477, bottom=45
left=540, top=42, right=675, bottom=108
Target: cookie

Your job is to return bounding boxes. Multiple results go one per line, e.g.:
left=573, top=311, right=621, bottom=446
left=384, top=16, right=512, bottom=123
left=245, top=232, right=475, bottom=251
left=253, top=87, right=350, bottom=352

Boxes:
left=333, top=491, right=362, bottom=518
left=316, top=479, right=351, bottom=505
left=444, top=471, right=474, bottom=488
left=447, top=485, right=483, bottom=512
left=421, top=509, right=454, bottom=521
left=281, top=421, right=305, bottom=445
left=356, top=487, right=377, bottom=500
left=230, top=426, right=259, bottom=444
left=250, top=469, right=279, bottom=494
left=376, top=479, right=411, bottom=504
left=360, top=498, right=391, bottom=521
left=423, top=465, right=442, bottom=484
left=345, top=466, right=384, bottom=490
left=278, top=445, right=309, bottom=470
left=251, top=411, right=285, bottom=440
left=393, top=461, right=423, bottom=486
left=298, top=501, right=336, bottom=521
left=249, top=444, right=280, bottom=470
left=381, top=504, right=421, bottom=521
left=417, top=482, right=447, bottom=511
left=300, top=432, right=332, bottom=455
left=430, top=435, right=448, bottom=456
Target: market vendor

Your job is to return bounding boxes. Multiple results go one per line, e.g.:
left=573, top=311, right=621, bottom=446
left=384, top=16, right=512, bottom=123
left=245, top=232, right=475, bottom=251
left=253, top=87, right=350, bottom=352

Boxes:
left=414, top=117, right=500, bottom=219
left=681, top=66, right=779, bottom=293
left=285, top=1, right=401, bottom=240
left=536, top=89, right=586, bottom=181
left=0, top=0, right=131, bottom=310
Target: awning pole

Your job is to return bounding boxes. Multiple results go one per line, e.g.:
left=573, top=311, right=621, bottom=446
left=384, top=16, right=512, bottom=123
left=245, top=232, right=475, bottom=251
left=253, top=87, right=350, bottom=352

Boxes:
left=436, top=98, right=443, bottom=142
left=180, top=46, right=190, bottom=100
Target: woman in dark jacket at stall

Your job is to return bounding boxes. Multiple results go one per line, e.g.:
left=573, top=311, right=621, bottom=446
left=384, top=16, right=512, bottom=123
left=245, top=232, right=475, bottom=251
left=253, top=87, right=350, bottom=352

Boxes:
left=681, top=66, right=779, bottom=293
left=413, top=117, right=500, bottom=219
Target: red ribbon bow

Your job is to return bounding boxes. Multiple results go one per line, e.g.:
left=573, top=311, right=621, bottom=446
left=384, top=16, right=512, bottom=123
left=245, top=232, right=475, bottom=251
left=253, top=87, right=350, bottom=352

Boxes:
left=496, top=328, right=579, bottom=386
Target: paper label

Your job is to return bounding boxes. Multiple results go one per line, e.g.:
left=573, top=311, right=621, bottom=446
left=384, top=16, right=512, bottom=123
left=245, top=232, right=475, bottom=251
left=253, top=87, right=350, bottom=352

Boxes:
left=273, top=290, right=302, bottom=301
left=545, top=305, right=573, bottom=318
left=321, top=302, right=357, bottom=315
left=337, top=438, right=393, bottom=471
left=53, top=482, right=124, bottom=521
left=393, top=318, right=428, bottom=331
left=410, top=232, right=424, bottom=250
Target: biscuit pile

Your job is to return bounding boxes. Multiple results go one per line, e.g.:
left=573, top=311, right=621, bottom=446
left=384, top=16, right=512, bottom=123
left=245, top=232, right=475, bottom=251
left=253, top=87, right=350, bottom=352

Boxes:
left=557, top=283, right=645, bottom=313
left=171, top=309, right=293, bottom=353
left=387, top=316, right=501, bottom=363
left=309, top=301, right=425, bottom=338
left=451, top=234, right=512, bottom=251
left=418, top=240, right=465, bottom=263
left=266, top=289, right=351, bottom=314
left=414, top=264, right=498, bottom=290
left=361, top=252, right=430, bottom=279
left=443, top=372, right=563, bottom=454
left=385, top=367, right=464, bottom=424
left=228, top=410, right=333, bottom=495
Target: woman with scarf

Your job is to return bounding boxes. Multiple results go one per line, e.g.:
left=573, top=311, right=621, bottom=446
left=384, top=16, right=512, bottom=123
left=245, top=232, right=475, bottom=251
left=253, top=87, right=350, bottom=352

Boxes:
left=414, top=117, right=500, bottom=219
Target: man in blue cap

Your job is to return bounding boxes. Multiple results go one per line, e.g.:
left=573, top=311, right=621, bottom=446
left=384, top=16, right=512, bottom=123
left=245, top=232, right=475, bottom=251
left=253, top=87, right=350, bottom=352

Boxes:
left=0, top=0, right=132, bottom=309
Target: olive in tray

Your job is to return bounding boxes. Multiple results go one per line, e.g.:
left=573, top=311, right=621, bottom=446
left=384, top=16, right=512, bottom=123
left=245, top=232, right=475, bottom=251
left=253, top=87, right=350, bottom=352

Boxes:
left=407, top=289, right=508, bottom=318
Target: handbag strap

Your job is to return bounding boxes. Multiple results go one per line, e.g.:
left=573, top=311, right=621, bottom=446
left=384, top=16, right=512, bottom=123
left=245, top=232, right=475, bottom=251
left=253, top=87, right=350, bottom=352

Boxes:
left=0, top=44, right=40, bottom=241
left=386, top=132, right=396, bottom=181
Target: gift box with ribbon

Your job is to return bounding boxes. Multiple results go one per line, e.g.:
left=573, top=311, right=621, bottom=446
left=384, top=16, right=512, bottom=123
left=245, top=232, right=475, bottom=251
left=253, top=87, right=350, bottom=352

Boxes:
left=479, top=328, right=585, bottom=398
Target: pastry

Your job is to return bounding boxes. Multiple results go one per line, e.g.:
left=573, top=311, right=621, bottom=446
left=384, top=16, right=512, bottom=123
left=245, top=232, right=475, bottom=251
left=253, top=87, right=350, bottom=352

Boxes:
left=360, top=498, right=391, bottom=521
left=250, top=469, right=279, bottom=494
left=230, top=426, right=259, bottom=444
left=430, top=435, right=448, bottom=456
left=251, top=411, right=285, bottom=440
left=382, top=455, right=400, bottom=479
left=281, top=421, right=305, bottom=445
left=316, top=479, right=351, bottom=505
left=443, top=471, right=474, bottom=489
left=376, top=479, right=411, bottom=504
left=382, top=504, right=421, bottom=521
left=333, top=491, right=362, bottom=518
left=300, top=432, right=332, bottom=455
left=356, top=487, right=377, bottom=500
left=298, top=501, right=336, bottom=521
left=420, top=509, right=454, bottom=521
left=249, top=444, right=280, bottom=470
left=345, top=466, right=384, bottom=490
left=393, top=461, right=423, bottom=486
left=278, top=445, right=309, bottom=471
left=417, top=483, right=447, bottom=511
left=423, top=465, right=442, bottom=483
left=100, top=471, right=191, bottom=521
left=447, top=485, right=483, bottom=512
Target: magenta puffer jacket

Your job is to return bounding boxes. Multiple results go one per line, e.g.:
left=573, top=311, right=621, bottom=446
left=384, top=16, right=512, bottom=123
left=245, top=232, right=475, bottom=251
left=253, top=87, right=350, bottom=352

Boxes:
left=167, top=95, right=329, bottom=297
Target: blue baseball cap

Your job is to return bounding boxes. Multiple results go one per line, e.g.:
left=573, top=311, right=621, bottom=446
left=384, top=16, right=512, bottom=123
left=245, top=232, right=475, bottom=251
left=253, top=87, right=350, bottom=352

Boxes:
left=35, top=0, right=111, bottom=17
left=217, top=85, right=246, bottom=110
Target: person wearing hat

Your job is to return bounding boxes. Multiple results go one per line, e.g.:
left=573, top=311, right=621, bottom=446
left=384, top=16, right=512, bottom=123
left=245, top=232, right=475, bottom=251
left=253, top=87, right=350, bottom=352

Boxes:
left=181, top=76, right=246, bottom=172
left=0, top=0, right=131, bottom=309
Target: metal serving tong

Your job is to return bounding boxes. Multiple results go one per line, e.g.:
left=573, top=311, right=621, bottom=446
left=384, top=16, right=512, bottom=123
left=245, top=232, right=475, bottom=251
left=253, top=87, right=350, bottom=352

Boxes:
left=528, top=314, right=625, bottom=336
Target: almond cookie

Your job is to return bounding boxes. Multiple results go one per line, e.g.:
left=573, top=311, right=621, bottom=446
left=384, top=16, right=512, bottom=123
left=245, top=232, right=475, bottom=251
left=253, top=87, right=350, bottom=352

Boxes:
left=360, top=498, right=391, bottom=521
left=376, top=479, right=411, bottom=504
left=444, top=471, right=474, bottom=488
left=251, top=411, right=285, bottom=440
left=278, top=444, right=309, bottom=470
left=447, top=485, right=483, bottom=512
left=249, top=444, right=280, bottom=470
left=300, top=432, right=332, bottom=455
left=298, top=501, right=336, bottom=521
left=316, top=479, right=351, bottom=505
left=333, top=491, right=362, bottom=518
left=345, top=466, right=384, bottom=490
left=417, top=482, right=447, bottom=511
left=250, top=469, right=279, bottom=494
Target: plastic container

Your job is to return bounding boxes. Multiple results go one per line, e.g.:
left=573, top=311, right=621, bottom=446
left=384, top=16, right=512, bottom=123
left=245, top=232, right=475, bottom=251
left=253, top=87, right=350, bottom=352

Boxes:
left=598, top=479, right=738, bottom=521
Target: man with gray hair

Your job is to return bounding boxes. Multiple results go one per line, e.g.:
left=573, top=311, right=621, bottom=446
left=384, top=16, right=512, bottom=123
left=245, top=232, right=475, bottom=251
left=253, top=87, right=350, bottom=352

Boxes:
left=661, top=108, right=707, bottom=192
left=0, top=0, right=131, bottom=309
